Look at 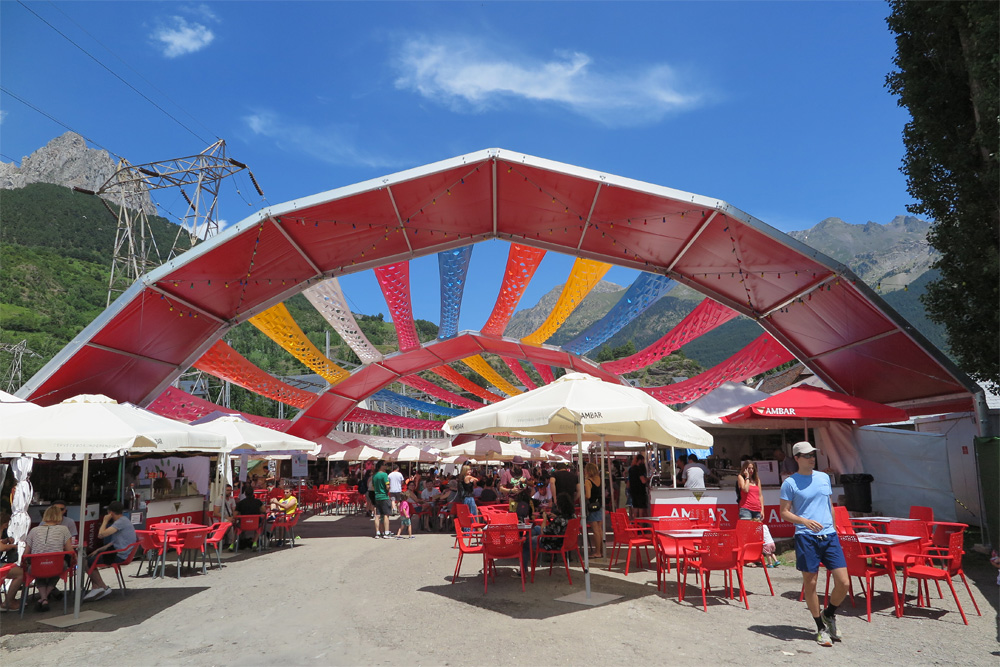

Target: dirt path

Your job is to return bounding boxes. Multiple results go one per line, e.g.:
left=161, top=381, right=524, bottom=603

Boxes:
left=1, top=511, right=997, bottom=665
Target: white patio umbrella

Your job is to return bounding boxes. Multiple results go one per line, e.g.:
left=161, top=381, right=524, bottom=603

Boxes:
left=388, top=445, right=440, bottom=463
left=0, top=394, right=225, bottom=622
left=189, top=415, right=319, bottom=454
left=443, top=373, right=713, bottom=605
left=438, top=436, right=504, bottom=460
left=329, top=442, right=387, bottom=461
left=0, top=389, right=41, bottom=417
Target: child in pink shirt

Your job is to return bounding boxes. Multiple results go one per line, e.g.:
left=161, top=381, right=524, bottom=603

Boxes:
left=395, top=499, right=413, bottom=539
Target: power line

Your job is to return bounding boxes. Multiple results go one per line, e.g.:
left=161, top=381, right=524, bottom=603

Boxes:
left=44, top=0, right=220, bottom=143
left=0, top=86, right=122, bottom=159
left=17, top=0, right=210, bottom=145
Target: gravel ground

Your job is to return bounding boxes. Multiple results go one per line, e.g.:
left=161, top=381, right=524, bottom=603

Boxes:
left=1, top=511, right=997, bottom=665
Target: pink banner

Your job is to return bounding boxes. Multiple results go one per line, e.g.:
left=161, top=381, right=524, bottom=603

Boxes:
left=603, top=298, right=738, bottom=374
left=374, top=262, right=421, bottom=352
left=399, top=375, right=485, bottom=410
left=643, top=333, right=794, bottom=404
left=148, top=386, right=292, bottom=430
left=194, top=340, right=318, bottom=409
left=344, top=407, right=444, bottom=430
left=500, top=356, right=537, bottom=390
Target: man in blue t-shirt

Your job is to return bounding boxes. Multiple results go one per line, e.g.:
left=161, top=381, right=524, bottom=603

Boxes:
left=779, top=441, right=848, bottom=648
left=83, top=501, right=138, bottom=601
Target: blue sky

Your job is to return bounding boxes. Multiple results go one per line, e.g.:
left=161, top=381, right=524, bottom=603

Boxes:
left=1, top=1, right=913, bottom=328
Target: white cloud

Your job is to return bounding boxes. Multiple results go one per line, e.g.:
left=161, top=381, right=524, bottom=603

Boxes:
left=152, top=16, right=215, bottom=58
left=393, top=36, right=706, bottom=126
left=242, top=110, right=401, bottom=169
left=0, top=109, right=7, bottom=125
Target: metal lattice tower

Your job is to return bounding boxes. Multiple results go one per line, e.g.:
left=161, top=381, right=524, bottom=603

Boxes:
left=93, top=139, right=263, bottom=306
left=0, top=340, right=41, bottom=393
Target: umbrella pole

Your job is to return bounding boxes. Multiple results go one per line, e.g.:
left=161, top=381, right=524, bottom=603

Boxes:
left=74, top=453, right=90, bottom=619
left=600, top=436, right=607, bottom=545
left=671, top=446, right=677, bottom=489
left=576, top=425, right=591, bottom=599
left=804, top=418, right=808, bottom=441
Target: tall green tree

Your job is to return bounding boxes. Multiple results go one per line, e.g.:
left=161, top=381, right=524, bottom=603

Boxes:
left=885, top=1, right=999, bottom=391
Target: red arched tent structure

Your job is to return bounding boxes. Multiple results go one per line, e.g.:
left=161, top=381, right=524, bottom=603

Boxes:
left=18, top=149, right=977, bottom=439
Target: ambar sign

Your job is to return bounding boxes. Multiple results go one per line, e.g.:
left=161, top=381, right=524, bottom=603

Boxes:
left=761, top=407, right=796, bottom=416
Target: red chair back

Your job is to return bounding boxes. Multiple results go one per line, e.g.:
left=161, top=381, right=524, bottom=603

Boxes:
left=136, top=530, right=164, bottom=553
left=909, top=505, right=934, bottom=522
left=237, top=515, right=264, bottom=532
left=690, top=507, right=718, bottom=529
left=116, top=542, right=142, bottom=567
left=208, top=522, right=232, bottom=543
left=833, top=505, right=854, bottom=533
left=25, top=551, right=71, bottom=579
left=943, top=530, right=965, bottom=576
left=888, top=519, right=930, bottom=541
left=838, top=533, right=873, bottom=577
left=561, top=518, right=581, bottom=549
left=697, top=531, right=739, bottom=570
left=180, top=529, right=209, bottom=551
left=735, top=520, right=765, bottom=562
left=492, top=512, right=517, bottom=525
left=482, top=526, right=522, bottom=559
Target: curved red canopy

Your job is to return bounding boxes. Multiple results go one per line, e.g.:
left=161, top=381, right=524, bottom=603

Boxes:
left=721, top=385, right=910, bottom=426
left=18, top=149, right=976, bottom=432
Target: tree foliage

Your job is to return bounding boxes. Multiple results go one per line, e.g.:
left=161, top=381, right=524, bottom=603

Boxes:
left=885, top=0, right=1000, bottom=390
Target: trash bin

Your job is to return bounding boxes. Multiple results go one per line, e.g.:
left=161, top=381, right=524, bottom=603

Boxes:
left=840, top=474, right=874, bottom=513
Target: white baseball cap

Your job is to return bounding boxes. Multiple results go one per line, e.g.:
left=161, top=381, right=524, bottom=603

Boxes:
left=792, top=441, right=817, bottom=456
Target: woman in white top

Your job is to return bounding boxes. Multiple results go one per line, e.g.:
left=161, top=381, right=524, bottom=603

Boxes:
left=2, top=505, right=73, bottom=613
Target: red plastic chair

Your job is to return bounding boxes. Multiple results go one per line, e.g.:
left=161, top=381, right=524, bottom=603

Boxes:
left=205, top=522, right=233, bottom=568
left=607, top=511, right=653, bottom=575
left=532, top=518, right=582, bottom=584
left=134, top=530, right=167, bottom=578
left=86, top=542, right=141, bottom=598
left=887, top=519, right=932, bottom=552
left=452, top=518, right=484, bottom=584
left=19, top=551, right=74, bottom=617
left=234, top=514, right=266, bottom=552
left=454, top=503, right=484, bottom=548
left=172, top=528, right=209, bottom=578
left=833, top=506, right=858, bottom=535
left=652, top=518, right=692, bottom=591
left=909, top=505, right=934, bottom=522
left=680, top=531, right=747, bottom=611
left=482, top=525, right=525, bottom=594
left=837, top=533, right=900, bottom=622
left=734, top=520, right=775, bottom=597
left=688, top=507, right=719, bottom=530
left=271, top=511, right=301, bottom=547
left=491, top=512, right=518, bottom=526
left=900, top=531, right=981, bottom=625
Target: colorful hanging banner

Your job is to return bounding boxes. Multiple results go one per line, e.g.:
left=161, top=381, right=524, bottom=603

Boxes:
left=303, top=278, right=384, bottom=365
left=500, top=356, right=537, bottom=390
left=399, top=375, right=486, bottom=410
left=430, top=365, right=504, bottom=403
left=562, top=273, right=676, bottom=355
left=643, top=333, right=794, bottom=404
left=602, top=298, right=739, bottom=375
left=194, top=340, right=318, bottom=409
left=344, top=407, right=444, bottom=430
left=370, top=389, right=467, bottom=417
left=249, top=303, right=350, bottom=385
left=438, top=246, right=473, bottom=339
left=481, top=244, right=547, bottom=336
left=536, top=363, right=555, bottom=385
left=148, top=386, right=293, bottom=430
left=374, top=261, right=421, bottom=352
left=460, top=354, right=522, bottom=396
left=521, top=258, right=611, bottom=346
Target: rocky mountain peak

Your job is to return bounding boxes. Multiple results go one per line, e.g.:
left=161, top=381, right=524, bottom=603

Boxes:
left=0, top=131, right=154, bottom=214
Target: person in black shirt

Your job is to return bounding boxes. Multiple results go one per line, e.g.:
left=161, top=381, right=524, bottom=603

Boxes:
left=549, top=463, right=579, bottom=504
left=233, top=486, right=265, bottom=549
left=628, top=454, right=649, bottom=519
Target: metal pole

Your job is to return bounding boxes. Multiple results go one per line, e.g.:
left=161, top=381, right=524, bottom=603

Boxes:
left=576, top=425, right=591, bottom=599
left=73, top=454, right=91, bottom=619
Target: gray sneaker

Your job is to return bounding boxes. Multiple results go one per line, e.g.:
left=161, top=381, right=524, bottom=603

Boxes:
left=822, top=613, right=842, bottom=641
left=816, top=628, right=833, bottom=647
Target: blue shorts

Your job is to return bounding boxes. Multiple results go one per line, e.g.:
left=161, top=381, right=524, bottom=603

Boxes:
left=738, top=508, right=762, bottom=520
left=586, top=509, right=603, bottom=523
left=794, top=532, right=847, bottom=573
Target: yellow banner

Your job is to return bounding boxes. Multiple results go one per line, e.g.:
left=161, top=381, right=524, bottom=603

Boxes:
left=249, top=303, right=349, bottom=385
left=520, top=258, right=611, bottom=346
left=461, top=354, right=522, bottom=396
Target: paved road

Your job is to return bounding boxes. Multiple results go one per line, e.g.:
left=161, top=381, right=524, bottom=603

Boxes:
left=1, top=511, right=997, bottom=665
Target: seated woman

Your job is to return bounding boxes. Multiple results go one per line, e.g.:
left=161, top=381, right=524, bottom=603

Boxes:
left=2, top=505, right=73, bottom=612
left=523, top=492, right=575, bottom=567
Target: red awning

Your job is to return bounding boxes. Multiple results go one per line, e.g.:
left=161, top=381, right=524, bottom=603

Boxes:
left=720, top=385, right=910, bottom=426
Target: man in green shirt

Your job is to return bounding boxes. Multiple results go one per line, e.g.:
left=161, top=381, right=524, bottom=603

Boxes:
left=372, top=461, right=392, bottom=538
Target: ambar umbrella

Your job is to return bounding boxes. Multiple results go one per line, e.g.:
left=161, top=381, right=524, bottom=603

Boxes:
left=438, top=436, right=504, bottom=460
left=721, top=385, right=909, bottom=428
left=388, top=445, right=440, bottom=463
left=330, top=442, right=386, bottom=461
left=443, top=373, right=712, bottom=605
